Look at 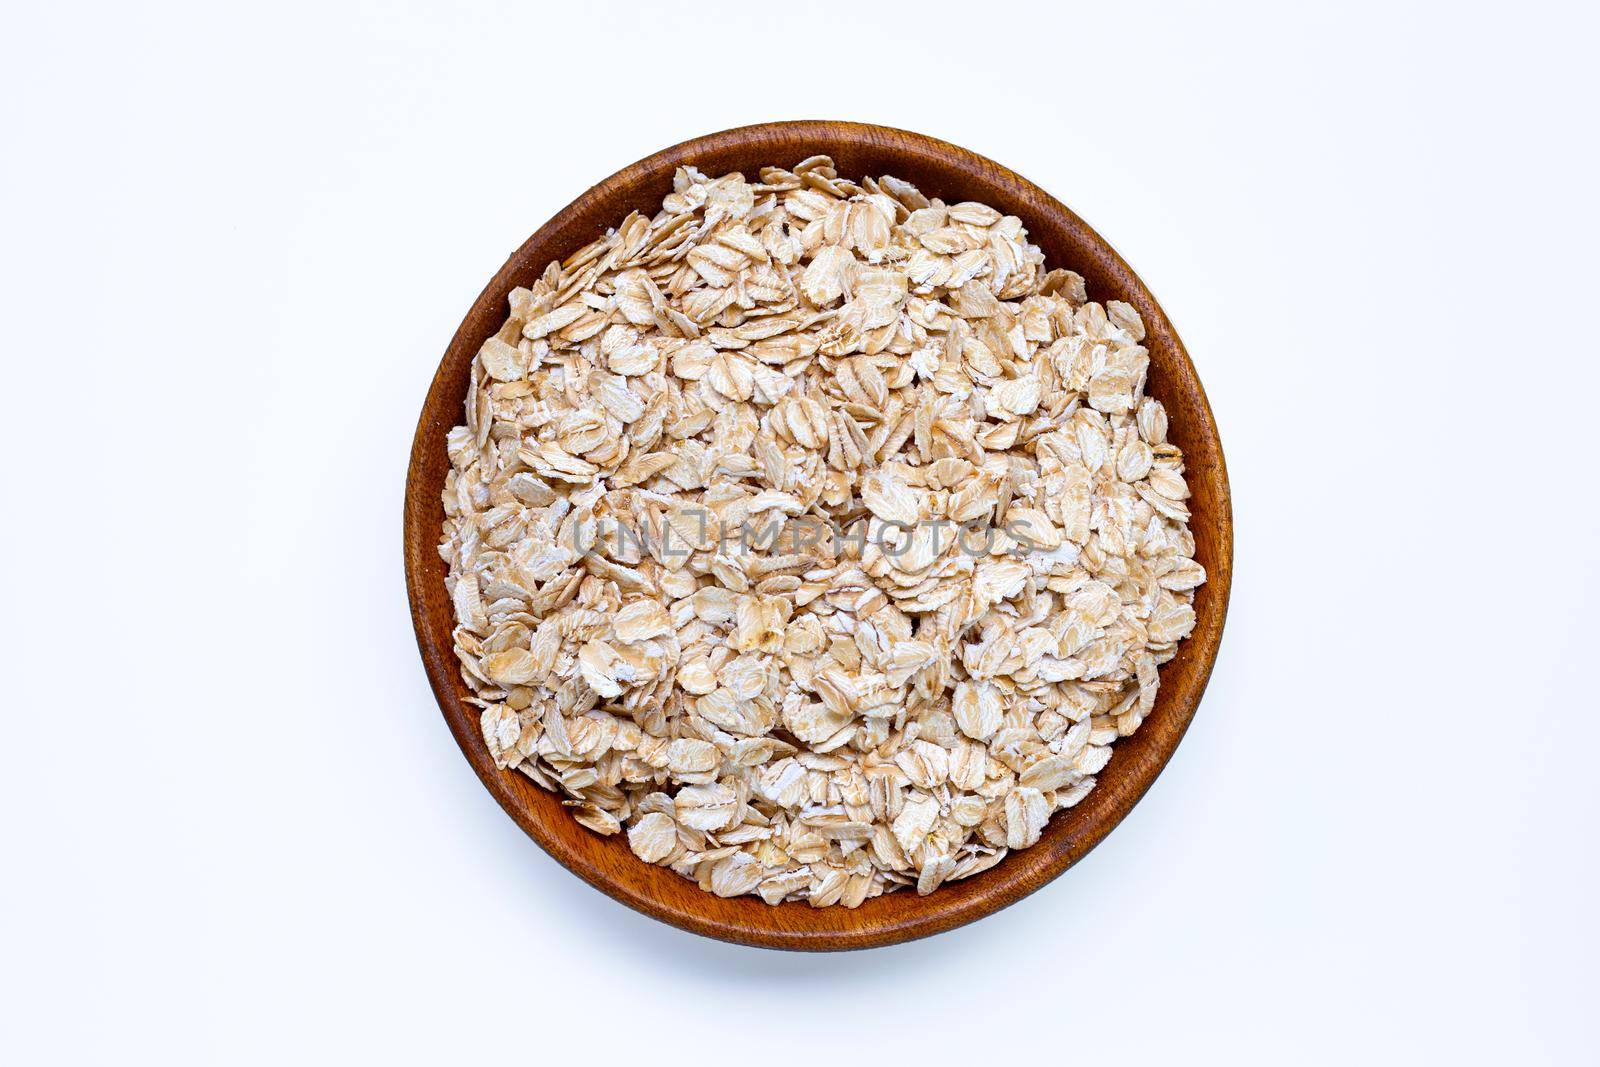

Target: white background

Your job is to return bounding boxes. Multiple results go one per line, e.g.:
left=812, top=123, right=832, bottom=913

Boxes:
left=3, top=1, right=1596, bottom=1063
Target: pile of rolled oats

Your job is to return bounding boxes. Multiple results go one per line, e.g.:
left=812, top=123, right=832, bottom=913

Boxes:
left=440, top=156, right=1203, bottom=906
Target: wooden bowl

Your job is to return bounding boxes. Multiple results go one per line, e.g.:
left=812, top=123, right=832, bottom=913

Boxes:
left=404, top=121, right=1233, bottom=950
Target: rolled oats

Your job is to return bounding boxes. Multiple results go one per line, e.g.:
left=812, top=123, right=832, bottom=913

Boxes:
left=440, top=157, right=1204, bottom=906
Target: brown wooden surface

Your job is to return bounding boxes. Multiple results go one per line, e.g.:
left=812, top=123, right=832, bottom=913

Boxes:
left=403, top=121, right=1234, bottom=951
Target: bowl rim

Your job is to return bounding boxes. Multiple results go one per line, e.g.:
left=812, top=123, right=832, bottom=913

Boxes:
left=404, top=120, right=1233, bottom=950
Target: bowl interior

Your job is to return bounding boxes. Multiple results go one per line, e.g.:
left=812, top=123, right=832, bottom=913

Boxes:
left=404, top=121, right=1232, bottom=950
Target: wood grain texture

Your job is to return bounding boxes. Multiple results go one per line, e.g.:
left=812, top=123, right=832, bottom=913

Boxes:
left=403, top=121, right=1233, bottom=951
